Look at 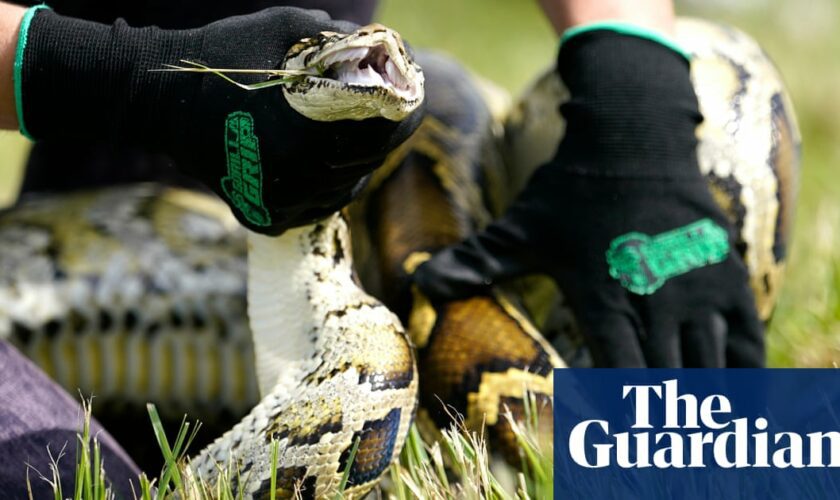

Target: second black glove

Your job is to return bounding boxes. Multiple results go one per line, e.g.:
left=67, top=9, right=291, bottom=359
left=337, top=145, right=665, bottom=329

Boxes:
left=414, top=28, right=763, bottom=368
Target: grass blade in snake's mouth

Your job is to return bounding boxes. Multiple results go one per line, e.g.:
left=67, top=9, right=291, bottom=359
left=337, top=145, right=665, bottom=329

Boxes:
left=154, top=24, right=425, bottom=121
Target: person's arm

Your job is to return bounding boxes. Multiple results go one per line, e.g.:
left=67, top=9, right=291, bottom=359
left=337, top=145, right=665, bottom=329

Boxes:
left=0, top=2, right=25, bottom=129
left=537, top=0, right=675, bottom=35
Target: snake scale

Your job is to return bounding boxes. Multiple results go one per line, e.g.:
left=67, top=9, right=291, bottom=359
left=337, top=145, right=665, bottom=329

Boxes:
left=0, top=18, right=799, bottom=498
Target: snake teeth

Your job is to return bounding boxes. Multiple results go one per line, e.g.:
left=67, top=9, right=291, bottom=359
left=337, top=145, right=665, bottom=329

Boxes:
left=282, top=24, right=425, bottom=121
left=341, top=64, right=387, bottom=87
left=320, top=45, right=415, bottom=100
left=321, top=47, right=369, bottom=67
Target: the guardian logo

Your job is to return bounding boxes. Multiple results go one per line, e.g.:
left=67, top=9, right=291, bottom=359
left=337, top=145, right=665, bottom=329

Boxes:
left=554, top=370, right=840, bottom=499
left=568, top=379, right=840, bottom=469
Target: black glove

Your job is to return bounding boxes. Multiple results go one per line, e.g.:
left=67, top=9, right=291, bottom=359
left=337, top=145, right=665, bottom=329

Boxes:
left=414, top=29, right=763, bottom=368
left=18, top=6, right=422, bottom=234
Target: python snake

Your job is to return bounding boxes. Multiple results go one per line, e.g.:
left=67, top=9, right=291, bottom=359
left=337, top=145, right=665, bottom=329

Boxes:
left=2, top=25, right=424, bottom=498
left=0, top=18, right=800, bottom=498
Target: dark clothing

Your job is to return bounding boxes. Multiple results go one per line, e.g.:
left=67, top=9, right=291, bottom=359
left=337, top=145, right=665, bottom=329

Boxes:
left=0, top=340, right=141, bottom=499
left=22, top=142, right=193, bottom=193
left=18, top=0, right=377, bottom=27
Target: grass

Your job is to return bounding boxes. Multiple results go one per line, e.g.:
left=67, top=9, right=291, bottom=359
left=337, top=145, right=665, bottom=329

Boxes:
left=30, top=398, right=553, bottom=499
left=392, top=396, right=552, bottom=500
left=26, top=400, right=110, bottom=500
left=31, top=402, right=276, bottom=500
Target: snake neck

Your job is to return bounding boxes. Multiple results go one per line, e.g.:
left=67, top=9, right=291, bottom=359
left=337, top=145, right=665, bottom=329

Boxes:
left=246, top=214, right=412, bottom=396
left=246, top=215, right=349, bottom=396
left=191, top=213, right=417, bottom=497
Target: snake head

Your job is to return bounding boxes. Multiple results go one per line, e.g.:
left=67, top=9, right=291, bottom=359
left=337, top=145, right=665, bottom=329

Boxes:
left=282, top=24, right=425, bottom=122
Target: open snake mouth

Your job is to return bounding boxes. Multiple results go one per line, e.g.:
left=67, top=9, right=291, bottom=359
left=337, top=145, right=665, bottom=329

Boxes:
left=321, top=45, right=416, bottom=99
left=283, top=24, right=425, bottom=121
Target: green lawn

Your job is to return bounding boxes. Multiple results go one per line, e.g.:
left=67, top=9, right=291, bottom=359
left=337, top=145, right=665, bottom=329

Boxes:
left=0, top=132, right=28, bottom=206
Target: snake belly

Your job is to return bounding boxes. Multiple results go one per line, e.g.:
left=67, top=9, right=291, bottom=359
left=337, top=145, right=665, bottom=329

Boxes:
left=503, top=18, right=802, bottom=362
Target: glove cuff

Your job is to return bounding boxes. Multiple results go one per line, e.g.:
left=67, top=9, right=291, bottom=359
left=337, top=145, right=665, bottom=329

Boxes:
left=14, top=5, right=49, bottom=140
left=560, top=21, right=691, bottom=62
left=555, top=29, right=703, bottom=179
left=19, top=8, right=203, bottom=143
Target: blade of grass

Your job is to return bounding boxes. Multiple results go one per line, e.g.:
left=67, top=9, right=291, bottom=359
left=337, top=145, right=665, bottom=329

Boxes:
left=430, top=442, right=450, bottom=492
left=25, top=467, right=35, bottom=500
left=146, top=404, right=183, bottom=498
left=74, top=439, right=84, bottom=500
left=92, top=438, right=102, bottom=500
left=389, top=464, right=408, bottom=500
left=52, top=461, right=62, bottom=500
left=49, top=446, right=64, bottom=500
left=150, top=61, right=307, bottom=90
left=162, top=60, right=313, bottom=76
left=404, top=426, right=428, bottom=488
left=137, top=474, right=155, bottom=500
left=83, top=420, right=93, bottom=500
left=270, top=438, right=279, bottom=500
left=335, top=436, right=361, bottom=499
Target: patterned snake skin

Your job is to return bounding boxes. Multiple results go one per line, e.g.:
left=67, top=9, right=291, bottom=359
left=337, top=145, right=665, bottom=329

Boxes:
left=0, top=18, right=800, bottom=498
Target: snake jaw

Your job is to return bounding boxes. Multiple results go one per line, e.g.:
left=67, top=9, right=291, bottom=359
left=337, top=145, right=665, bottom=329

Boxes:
left=282, top=24, right=425, bottom=122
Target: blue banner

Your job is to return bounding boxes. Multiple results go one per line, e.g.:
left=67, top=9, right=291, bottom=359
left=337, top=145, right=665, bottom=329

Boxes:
left=554, top=369, right=840, bottom=499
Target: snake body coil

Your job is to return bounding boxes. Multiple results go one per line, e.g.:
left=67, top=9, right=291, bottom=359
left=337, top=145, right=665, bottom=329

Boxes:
left=190, top=216, right=417, bottom=497
left=0, top=18, right=801, bottom=498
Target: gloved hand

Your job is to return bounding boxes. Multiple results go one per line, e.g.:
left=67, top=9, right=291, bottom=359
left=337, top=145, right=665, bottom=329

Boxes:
left=16, top=6, right=422, bottom=234
left=414, top=27, right=763, bottom=368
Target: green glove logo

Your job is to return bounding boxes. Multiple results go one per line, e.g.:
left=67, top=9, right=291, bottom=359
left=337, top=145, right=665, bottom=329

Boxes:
left=606, top=219, right=730, bottom=295
left=221, top=111, right=271, bottom=227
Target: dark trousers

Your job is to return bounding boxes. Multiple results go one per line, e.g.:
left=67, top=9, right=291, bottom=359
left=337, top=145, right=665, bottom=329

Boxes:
left=0, top=340, right=141, bottom=499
